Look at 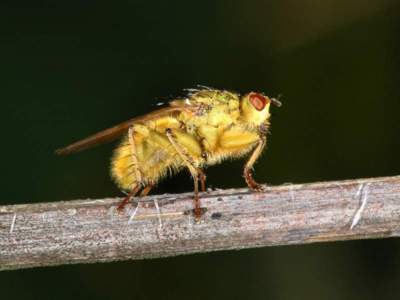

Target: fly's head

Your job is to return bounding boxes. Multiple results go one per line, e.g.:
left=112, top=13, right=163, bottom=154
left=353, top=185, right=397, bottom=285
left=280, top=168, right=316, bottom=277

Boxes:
left=240, top=92, right=281, bottom=126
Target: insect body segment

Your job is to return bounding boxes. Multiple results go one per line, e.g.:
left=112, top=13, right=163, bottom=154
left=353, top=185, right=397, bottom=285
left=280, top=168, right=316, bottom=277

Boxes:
left=56, top=88, right=281, bottom=219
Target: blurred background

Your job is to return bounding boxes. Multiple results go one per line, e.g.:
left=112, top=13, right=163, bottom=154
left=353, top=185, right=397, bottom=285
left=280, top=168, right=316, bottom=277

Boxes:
left=1, top=0, right=400, bottom=299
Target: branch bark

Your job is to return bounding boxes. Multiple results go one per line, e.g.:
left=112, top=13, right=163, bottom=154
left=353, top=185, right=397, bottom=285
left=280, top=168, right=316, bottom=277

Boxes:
left=1, top=175, right=400, bottom=271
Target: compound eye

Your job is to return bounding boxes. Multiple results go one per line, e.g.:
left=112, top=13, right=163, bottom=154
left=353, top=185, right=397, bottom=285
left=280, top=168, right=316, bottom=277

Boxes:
left=249, top=93, right=267, bottom=111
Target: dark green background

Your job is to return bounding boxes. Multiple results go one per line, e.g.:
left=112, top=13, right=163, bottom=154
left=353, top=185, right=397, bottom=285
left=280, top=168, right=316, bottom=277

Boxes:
left=1, top=1, right=400, bottom=299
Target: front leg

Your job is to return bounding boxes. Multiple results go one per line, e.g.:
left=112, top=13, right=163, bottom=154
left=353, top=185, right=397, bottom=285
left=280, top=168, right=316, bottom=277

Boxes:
left=243, top=136, right=266, bottom=191
left=243, top=133, right=267, bottom=192
left=218, top=125, right=267, bottom=191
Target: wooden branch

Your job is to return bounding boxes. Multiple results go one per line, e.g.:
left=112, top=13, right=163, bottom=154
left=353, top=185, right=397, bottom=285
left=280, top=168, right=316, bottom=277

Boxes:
left=1, top=175, right=400, bottom=271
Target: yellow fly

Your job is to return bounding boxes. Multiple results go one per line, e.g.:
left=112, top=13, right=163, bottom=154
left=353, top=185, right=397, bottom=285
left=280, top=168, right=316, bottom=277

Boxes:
left=56, top=88, right=281, bottom=218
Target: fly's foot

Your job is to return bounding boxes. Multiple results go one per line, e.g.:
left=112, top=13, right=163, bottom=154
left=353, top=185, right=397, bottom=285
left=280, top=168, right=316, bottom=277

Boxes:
left=194, top=207, right=207, bottom=221
left=117, top=185, right=141, bottom=211
left=251, top=183, right=266, bottom=192
left=244, top=168, right=266, bottom=192
left=184, top=193, right=207, bottom=221
left=194, top=193, right=206, bottom=221
left=117, top=194, right=134, bottom=211
left=184, top=207, right=208, bottom=219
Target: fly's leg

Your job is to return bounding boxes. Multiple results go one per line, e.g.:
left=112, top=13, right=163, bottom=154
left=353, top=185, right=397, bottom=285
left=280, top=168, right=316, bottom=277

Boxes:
left=118, top=183, right=155, bottom=216
left=218, top=125, right=267, bottom=192
left=198, top=138, right=209, bottom=192
left=117, top=126, right=144, bottom=211
left=165, top=128, right=205, bottom=219
left=128, top=126, right=142, bottom=183
left=140, top=184, right=154, bottom=197
left=140, top=183, right=155, bottom=208
left=199, top=170, right=206, bottom=192
left=244, top=135, right=266, bottom=192
left=117, top=185, right=141, bottom=211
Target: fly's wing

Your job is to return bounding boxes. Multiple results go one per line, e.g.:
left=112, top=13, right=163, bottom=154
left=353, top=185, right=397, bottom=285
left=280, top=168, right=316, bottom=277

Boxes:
left=56, top=104, right=197, bottom=155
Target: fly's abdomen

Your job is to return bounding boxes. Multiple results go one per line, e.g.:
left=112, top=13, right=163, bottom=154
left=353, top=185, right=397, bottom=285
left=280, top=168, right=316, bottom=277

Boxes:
left=110, top=128, right=182, bottom=190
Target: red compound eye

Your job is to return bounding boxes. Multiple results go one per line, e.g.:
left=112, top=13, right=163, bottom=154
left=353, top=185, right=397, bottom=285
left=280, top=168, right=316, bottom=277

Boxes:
left=249, top=93, right=267, bottom=111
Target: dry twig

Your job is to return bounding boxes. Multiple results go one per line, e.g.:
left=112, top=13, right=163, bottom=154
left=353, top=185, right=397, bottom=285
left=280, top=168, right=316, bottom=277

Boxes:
left=1, top=175, right=400, bottom=271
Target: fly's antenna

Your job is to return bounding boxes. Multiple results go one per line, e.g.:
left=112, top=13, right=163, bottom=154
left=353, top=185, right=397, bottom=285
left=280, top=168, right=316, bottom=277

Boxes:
left=270, top=94, right=283, bottom=107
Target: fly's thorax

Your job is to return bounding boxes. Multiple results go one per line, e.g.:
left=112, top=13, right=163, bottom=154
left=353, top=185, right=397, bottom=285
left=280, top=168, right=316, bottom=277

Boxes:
left=240, top=92, right=271, bottom=126
left=181, top=89, right=241, bottom=128
left=190, top=89, right=238, bottom=104
left=206, top=104, right=238, bottom=127
left=176, top=103, right=231, bottom=133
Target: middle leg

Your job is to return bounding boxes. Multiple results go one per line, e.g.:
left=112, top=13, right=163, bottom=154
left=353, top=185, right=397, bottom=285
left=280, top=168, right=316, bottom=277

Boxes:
left=165, top=128, right=206, bottom=218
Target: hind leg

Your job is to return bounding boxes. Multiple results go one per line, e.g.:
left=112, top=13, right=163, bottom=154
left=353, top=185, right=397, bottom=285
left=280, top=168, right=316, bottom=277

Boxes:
left=117, top=184, right=141, bottom=211
left=140, top=184, right=154, bottom=197
left=117, top=182, right=155, bottom=211
left=139, top=183, right=155, bottom=208
left=117, top=126, right=145, bottom=211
